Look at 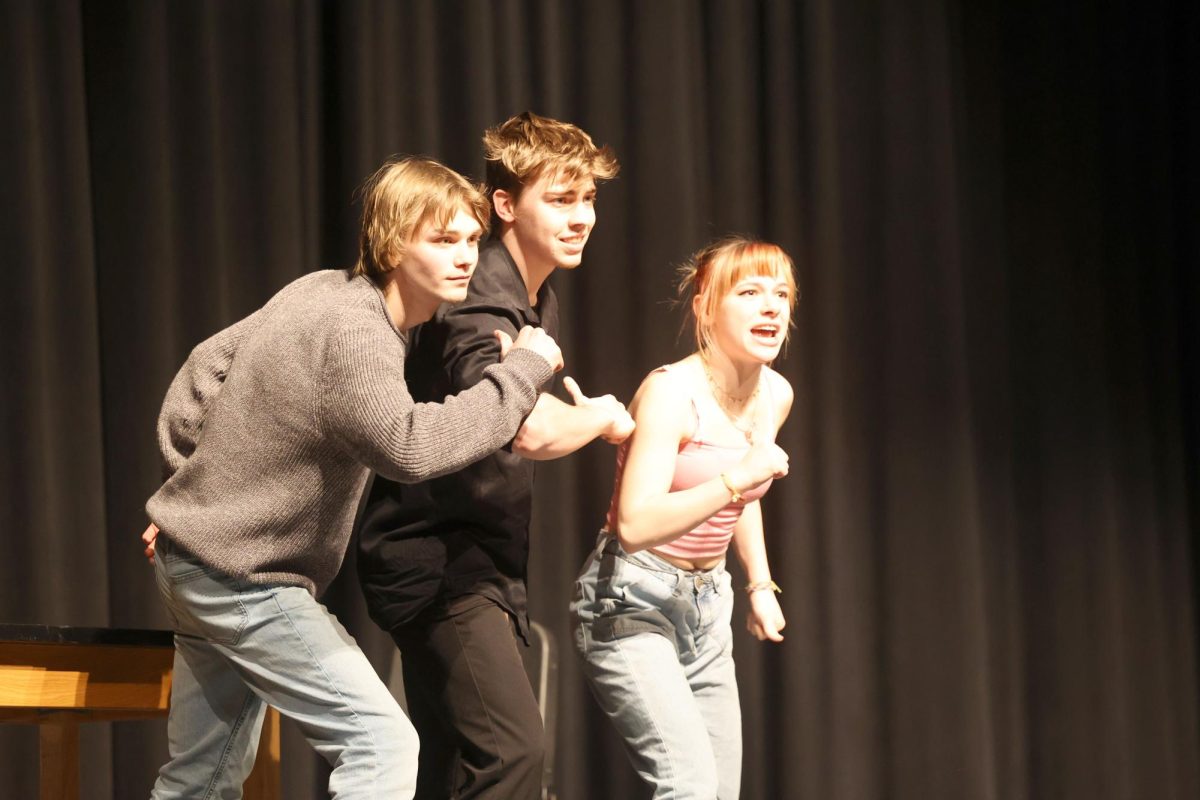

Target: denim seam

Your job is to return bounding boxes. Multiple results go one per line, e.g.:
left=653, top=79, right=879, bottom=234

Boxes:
left=611, top=636, right=678, bottom=797
left=201, top=687, right=258, bottom=800
left=274, top=594, right=380, bottom=785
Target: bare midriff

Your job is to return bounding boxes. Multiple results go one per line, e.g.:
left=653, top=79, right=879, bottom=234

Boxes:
left=651, top=548, right=725, bottom=572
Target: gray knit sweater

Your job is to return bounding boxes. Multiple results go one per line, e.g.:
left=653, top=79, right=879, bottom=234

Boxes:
left=146, top=269, right=553, bottom=596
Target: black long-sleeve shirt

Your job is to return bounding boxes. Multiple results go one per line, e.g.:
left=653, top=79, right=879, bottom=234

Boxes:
left=356, top=240, right=559, bottom=638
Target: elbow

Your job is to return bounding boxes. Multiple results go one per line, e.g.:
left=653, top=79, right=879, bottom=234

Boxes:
left=613, top=516, right=650, bottom=553
left=617, top=534, right=648, bottom=554
left=379, top=453, right=446, bottom=485
left=386, top=465, right=434, bottom=485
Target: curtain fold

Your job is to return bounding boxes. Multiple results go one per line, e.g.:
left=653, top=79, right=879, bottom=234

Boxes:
left=0, top=2, right=113, bottom=796
left=1, top=2, right=1195, bottom=798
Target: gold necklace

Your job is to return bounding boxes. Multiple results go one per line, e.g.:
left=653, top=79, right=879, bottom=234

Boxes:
left=702, top=359, right=760, bottom=444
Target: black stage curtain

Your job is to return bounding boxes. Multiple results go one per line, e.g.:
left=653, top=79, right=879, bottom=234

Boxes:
left=1, top=1, right=1196, bottom=798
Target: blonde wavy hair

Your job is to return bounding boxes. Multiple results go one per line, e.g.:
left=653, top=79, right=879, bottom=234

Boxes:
left=353, top=157, right=490, bottom=284
left=482, top=111, right=619, bottom=220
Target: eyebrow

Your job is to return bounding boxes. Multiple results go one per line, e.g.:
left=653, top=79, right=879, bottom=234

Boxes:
left=431, top=226, right=481, bottom=236
left=736, top=278, right=791, bottom=290
left=544, top=182, right=597, bottom=195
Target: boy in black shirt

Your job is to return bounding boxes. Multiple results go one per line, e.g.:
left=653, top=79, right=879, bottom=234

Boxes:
left=356, top=113, right=629, bottom=799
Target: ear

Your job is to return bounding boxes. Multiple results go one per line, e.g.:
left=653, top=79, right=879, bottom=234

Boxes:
left=384, top=245, right=404, bottom=270
left=493, top=189, right=518, bottom=224
left=692, top=292, right=705, bottom=320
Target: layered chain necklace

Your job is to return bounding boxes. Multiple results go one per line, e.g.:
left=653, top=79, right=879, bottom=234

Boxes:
left=701, top=358, right=760, bottom=444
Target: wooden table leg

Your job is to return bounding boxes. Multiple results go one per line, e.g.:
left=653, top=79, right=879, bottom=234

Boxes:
left=243, top=706, right=280, bottom=800
left=39, top=715, right=80, bottom=800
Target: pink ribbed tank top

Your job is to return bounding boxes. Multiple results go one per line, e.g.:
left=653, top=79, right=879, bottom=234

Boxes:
left=605, top=364, right=775, bottom=560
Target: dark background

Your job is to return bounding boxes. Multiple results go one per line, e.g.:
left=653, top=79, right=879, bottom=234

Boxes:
left=2, top=1, right=1197, bottom=798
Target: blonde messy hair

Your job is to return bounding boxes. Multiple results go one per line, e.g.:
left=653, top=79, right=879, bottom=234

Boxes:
left=482, top=111, right=619, bottom=222
left=677, top=237, right=799, bottom=355
left=353, top=157, right=490, bottom=284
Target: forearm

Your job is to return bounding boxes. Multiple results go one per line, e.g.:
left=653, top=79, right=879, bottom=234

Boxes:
left=512, top=393, right=614, bottom=460
left=344, top=348, right=554, bottom=483
left=616, top=476, right=736, bottom=551
left=731, top=503, right=772, bottom=583
left=734, top=502, right=785, bottom=640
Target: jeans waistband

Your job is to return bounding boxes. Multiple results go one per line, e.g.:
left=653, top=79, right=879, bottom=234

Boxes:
left=597, top=530, right=726, bottom=588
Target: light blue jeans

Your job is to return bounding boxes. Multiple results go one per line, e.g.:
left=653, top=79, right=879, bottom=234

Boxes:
left=570, top=532, right=741, bottom=800
left=150, top=535, right=417, bottom=799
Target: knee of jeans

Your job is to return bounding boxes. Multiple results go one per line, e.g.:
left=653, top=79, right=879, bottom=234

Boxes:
left=364, top=705, right=419, bottom=762
left=671, top=760, right=720, bottom=800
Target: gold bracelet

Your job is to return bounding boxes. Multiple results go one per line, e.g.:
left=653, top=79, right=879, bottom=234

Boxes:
left=745, top=579, right=781, bottom=595
left=719, top=472, right=744, bottom=504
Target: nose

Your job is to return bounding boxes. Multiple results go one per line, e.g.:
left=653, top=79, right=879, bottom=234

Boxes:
left=761, top=297, right=788, bottom=324
left=455, top=240, right=477, bottom=268
left=568, top=200, right=595, bottom=229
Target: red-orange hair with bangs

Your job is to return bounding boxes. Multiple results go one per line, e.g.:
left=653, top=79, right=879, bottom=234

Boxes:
left=676, top=237, right=798, bottom=356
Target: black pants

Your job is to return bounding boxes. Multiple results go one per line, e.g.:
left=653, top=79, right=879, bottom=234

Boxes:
left=392, top=596, right=545, bottom=800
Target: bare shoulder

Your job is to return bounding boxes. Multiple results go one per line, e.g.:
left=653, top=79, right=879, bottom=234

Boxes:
left=763, top=366, right=794, bottom=423
left=629, top=360, right=699, bottom=438
left=630, top=359, right=692, bottom=404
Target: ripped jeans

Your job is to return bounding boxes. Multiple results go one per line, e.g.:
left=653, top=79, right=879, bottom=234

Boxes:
left=570, top=532, right=741, bottom=800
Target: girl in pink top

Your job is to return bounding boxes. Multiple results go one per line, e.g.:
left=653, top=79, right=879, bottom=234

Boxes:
left=571, top=238, right=795, bottom=799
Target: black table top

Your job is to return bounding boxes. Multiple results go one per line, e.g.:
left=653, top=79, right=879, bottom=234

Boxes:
left=0, top=624, right=173, bottom=647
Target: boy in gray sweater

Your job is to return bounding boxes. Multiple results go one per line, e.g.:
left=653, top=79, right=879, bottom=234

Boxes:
left=144, top=157, right=561, bottom=799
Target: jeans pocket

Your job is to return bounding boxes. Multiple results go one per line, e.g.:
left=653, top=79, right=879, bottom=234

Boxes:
left=593, top=556, right=694, bottom=653
left=602, top=551, right=676, bottom=602
left=196, top=593, right=248, bottom=647
left=161, top=546, right=221, bottom=584
left=270, top=585, right=314, bottom=613
left=171, top=568, right=251, bottom=646
left=716, top=568, right=732, bottom=594
left=592, top=606, right=676, bottom=646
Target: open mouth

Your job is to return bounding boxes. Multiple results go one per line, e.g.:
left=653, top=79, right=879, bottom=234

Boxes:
left=750, top=324, right=780, bottom=343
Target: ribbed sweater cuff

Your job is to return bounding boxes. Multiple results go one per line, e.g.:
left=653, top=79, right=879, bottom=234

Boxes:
left=499, top=347, right=555, bottom=393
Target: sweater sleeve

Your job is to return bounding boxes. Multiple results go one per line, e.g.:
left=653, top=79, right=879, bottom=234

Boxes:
left=319, top=321, right=553, bottom=483
left=155, top=311, right=260, bottom=480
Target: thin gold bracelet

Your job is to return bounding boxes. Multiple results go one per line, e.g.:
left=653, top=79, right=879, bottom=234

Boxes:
left=745, top=579, right=781, bottom=595
left=719, top=472, right=744, bottom=504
